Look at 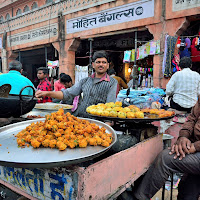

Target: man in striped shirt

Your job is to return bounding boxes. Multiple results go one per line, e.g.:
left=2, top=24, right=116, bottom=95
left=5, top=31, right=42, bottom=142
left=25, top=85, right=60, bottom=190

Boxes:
left=166, top=57, right=200, bottom=112
left=35, top=51, right=118, bottom=117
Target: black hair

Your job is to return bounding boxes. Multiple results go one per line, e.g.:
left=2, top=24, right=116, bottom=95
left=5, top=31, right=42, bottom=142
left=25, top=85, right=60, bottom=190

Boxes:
left=37, top=67, right=48, bottom=74
left=107, top=68, right=116, bottom=75
left=179, top=57, right=192, bottom=69
left=59, top=73, right=66, bottom=78
left=60, top=74, right=72, bottom=83
left=92, top=50, right=109, bottom=62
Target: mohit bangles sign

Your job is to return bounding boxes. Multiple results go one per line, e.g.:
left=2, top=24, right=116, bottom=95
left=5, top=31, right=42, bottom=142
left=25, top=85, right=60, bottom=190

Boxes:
left=67, top=0, right=154, bottom=34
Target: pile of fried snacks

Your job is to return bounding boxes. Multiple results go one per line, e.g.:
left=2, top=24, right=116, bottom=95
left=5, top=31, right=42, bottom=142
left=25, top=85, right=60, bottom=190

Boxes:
left=16, top=109, right=112, bottom=151
left=86, top=102, right=175, bottom=119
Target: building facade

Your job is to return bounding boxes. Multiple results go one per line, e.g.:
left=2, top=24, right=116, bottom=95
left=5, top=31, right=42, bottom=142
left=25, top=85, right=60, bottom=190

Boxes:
left=0, top=0, right=199, bottom=88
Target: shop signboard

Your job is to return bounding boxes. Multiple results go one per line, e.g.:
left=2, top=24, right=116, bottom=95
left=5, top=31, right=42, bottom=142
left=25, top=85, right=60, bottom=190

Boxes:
left=172, top=0, right=200, bottom=11
left=7, top=24, right=58, bottom=47
left=67, top=0, right=154, bottom=34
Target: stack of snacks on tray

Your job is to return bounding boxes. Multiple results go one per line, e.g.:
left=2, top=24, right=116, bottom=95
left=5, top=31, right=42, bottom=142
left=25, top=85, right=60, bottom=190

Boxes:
left=16, top=109, right=112, bottom=151
left=86, top=102, right=175, bottom=119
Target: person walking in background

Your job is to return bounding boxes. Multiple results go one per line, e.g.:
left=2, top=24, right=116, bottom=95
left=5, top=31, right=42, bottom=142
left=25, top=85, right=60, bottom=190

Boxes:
left=108, top=68, right=128, bottom=90
left=36, top=67, right=52, bottom=103
left=166, top=57, right=200, bottom=112
left=0, top=60, right=35, bottom=95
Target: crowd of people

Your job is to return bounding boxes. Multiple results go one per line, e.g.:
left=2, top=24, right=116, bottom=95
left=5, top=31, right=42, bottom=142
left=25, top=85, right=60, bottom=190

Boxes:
left=0, top=51, right=200, bottom=199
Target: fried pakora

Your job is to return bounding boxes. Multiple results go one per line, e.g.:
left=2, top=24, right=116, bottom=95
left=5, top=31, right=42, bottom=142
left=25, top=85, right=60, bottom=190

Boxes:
left=16, top=109, right=113, bottom=151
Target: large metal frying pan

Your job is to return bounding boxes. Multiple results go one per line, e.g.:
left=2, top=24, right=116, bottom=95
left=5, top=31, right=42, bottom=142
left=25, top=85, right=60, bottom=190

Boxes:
left=0, top=118, right=117, bottom=168
left=0, top=85, right=36, bottom=118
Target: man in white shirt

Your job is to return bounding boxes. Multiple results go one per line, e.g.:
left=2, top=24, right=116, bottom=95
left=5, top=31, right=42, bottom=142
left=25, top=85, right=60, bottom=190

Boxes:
left=166, top=57, right=200, bottom=112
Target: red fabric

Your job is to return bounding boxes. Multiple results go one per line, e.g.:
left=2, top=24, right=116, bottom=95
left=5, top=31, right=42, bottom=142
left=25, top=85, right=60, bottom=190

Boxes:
left=37, top=78, right=52, bottom=103
left=191, top=38, right=200, bottom=62
left=54, top=80, right=65, bottom=91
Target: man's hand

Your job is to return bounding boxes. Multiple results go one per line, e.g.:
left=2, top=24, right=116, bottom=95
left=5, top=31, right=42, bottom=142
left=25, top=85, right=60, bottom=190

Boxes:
left=189, top=143, right=196, bottom=154
left=35, top=90, right=48, bottom=100
left=169, top=137, right=193, bottom=160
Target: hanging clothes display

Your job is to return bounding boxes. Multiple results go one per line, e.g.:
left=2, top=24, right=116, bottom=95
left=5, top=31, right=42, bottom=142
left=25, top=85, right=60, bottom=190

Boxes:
left=162, top=35, right=169, bottom=76
left=191, top=37, right=200, bottom=62
left=48, top=60, right=59, bottom=77
left=164, top=36, right=178, bottom=77
left=75, top=65, right=88, bottom=84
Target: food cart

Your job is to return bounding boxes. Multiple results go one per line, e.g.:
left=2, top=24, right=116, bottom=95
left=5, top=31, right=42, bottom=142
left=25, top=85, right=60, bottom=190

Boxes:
left=0, top=118, right=167, bottom=200
left=0, top=94, right=169, bottom=200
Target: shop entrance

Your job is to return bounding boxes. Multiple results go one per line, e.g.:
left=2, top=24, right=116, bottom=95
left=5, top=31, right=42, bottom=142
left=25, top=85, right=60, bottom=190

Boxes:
left=179, top=15, right=200, bottom=73
left=76, top=29, right=154, bottom=86
left=16, top=44, right=58, bottom=87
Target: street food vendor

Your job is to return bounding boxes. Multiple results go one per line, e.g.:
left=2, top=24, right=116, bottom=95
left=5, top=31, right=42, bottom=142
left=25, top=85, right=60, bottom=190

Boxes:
left=132, top=97, right=200, bottom=200
left=35, top=50, right=118, bottom=118
left=0, top=60, right=35, bottom=95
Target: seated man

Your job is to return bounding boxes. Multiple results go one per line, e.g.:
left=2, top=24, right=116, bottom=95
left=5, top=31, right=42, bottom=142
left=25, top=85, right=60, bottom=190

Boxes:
left=166, top=57, right=200, bottom=112
left=0, top=60, right=35, bottom=95
left=133, top=96, right=200, bottom=200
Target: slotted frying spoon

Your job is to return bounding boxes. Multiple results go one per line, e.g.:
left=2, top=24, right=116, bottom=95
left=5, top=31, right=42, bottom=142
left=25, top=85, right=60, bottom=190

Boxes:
left=0, top=84, right=11, bottom=98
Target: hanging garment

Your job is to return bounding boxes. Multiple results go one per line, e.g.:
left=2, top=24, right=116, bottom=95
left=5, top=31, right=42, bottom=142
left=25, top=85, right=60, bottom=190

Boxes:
left=162, top=35, right=169, bottom=76
left=191, top=37, right=200, bottom=62
left=75, top=65, right=88, bottom=84
left=180, top=48, right=191, bottom=59
left=164, top=36, right=178, bottom=77
left=172, top=54, right=180, bottom=73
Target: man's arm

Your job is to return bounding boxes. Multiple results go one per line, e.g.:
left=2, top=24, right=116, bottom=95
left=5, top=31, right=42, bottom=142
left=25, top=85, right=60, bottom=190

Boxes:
left=36, top=78, right=86, bottom=101
left=35, top=90, right=64, bottom=99
left=165, top=74, right=176, bottom=96
left=170, top=97, right=200, bottom=159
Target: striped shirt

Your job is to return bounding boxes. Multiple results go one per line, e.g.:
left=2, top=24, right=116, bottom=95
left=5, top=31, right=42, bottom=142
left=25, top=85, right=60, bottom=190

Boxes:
left=166, top=68, right=200, bottom=108
left=62, top=73, right=118, bottom=117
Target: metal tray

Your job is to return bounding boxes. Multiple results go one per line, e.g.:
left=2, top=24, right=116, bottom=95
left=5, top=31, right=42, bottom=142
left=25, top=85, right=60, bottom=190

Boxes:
left=34, top=103, right=73, bottom=110
left=88, top=114, right=175, bottom=123
left=0, top=118, right=117, bottom=168
left=21, top=110, right=48, bottom=119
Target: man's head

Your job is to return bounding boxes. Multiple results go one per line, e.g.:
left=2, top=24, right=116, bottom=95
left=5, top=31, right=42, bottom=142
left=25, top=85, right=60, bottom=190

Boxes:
left=179, top=57, right=192, bottom=69
left=92, top=51, right=109, bottom=76
left=60, top=74, right=72, bottom=88
left=37, top=67, right=48, bottom=80
left=108, top=68, right=116, bottom=76
left=9, top=60, right=23, bottom=73
left=59, top=73, right=66, bottom=79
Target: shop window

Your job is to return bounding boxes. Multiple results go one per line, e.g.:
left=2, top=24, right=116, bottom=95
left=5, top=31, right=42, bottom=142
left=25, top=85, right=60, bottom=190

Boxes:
left=45, top=0, right=54, bottom=4
left=23, top=5, right=30, bottom=13
left=5, top=13, right=10, bottom=21
left=0, top=16, right=4, bottom=23
left=31, top=2, right=38, bottom=10
left=16, top=8, right=22, bottom=16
